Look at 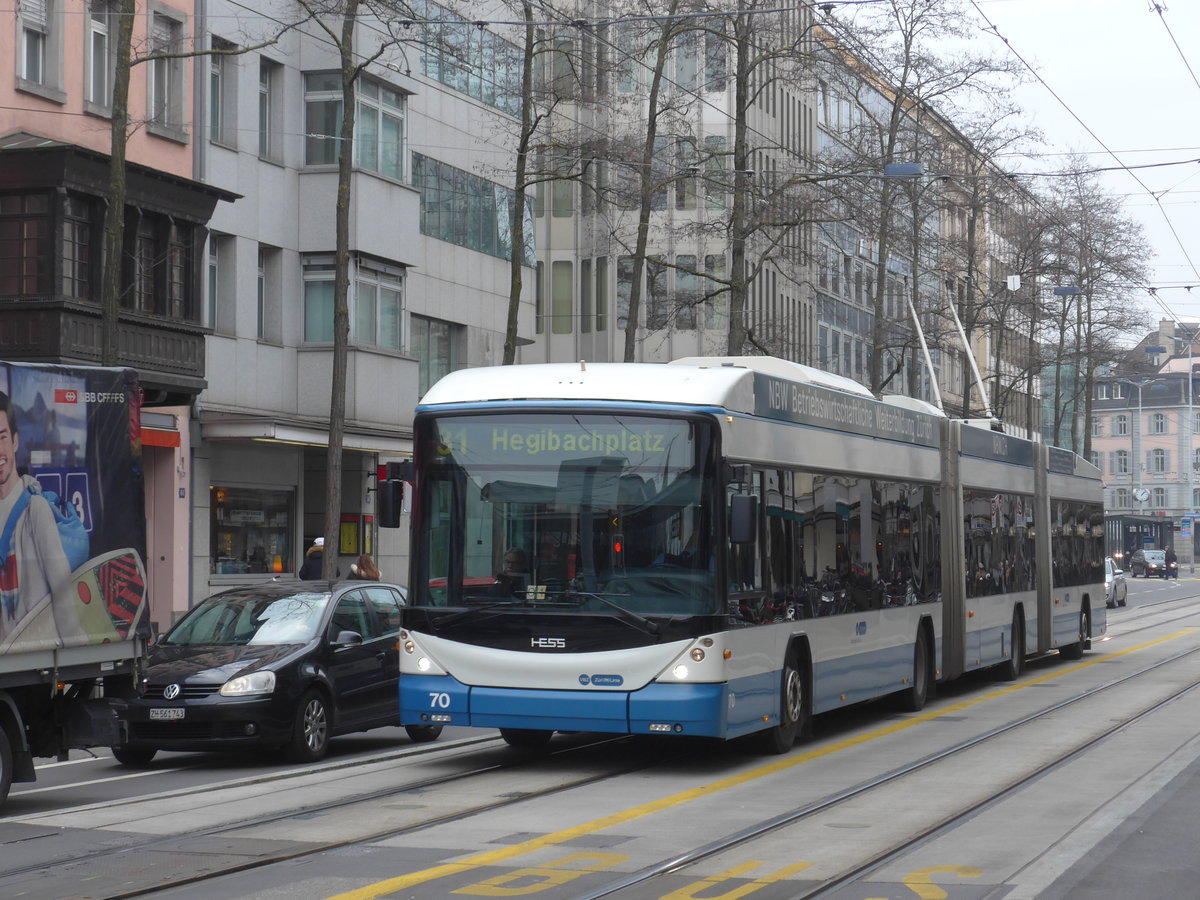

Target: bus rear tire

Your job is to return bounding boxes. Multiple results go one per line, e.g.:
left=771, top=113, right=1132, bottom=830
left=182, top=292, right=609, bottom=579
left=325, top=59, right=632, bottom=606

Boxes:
left=894, top=627, right=930, bottom=711
left=998, top=612, right=1025, bottom=681
left=500, top=728, right=553, bottom=748
left=1060, top=608, right=1090, bottom=661
left=0, top=727, right=11, bottom=807
left=753, top=653, right=805, bottom=754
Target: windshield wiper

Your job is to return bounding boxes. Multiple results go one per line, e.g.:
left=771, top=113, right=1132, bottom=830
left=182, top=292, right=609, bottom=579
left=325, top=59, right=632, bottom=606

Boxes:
left=561, top=589, right=660, bottom=636
left=434, top=599, right=523, bottom=628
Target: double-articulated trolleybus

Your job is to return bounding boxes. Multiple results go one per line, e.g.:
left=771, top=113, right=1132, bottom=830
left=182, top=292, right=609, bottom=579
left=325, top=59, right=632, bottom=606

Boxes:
left=399, top=357, right=1105, bottom=752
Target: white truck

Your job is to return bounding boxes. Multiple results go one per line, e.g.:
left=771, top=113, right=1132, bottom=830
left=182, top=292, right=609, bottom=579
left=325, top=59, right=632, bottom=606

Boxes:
left=0, top=363, right=148, bottom=806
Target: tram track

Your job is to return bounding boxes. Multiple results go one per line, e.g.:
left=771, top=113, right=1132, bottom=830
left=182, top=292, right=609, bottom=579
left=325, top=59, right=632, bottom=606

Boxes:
left=8, top=608, right=1200, bottom=900
left=570, top=634, right=1200, bottom=899
left=0, top=732, right=658, bottom=894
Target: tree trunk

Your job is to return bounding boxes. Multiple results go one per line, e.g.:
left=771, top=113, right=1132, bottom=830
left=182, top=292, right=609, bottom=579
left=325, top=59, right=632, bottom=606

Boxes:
left=100, top=0, right=138, bottom=366
left=323, top=1, right=359, bottom=578
left=503, top=3, right=535, bottom=366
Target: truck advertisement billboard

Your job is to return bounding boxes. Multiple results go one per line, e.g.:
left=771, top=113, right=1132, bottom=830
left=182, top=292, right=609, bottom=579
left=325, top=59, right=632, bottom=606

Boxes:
left=0, top=363, right=148, bottom=655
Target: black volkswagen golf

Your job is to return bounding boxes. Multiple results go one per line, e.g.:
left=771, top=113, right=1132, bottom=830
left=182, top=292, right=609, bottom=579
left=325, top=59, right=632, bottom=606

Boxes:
left=109, top=581, right=442, bottom=766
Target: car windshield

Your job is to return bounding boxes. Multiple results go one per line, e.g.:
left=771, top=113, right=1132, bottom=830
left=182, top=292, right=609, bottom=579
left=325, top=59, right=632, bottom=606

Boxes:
left=164, top=591, right=332, bottom=646
left=1144, top=551, right=1165, bottom=562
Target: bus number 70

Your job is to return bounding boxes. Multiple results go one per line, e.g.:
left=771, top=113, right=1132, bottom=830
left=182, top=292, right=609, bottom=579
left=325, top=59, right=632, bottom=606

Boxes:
left=428, top=692, right=451, bottom=709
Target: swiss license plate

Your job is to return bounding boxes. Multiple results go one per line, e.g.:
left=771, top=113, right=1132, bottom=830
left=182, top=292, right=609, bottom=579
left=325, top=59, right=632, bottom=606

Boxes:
left=149, top=707, right=185, bottom=721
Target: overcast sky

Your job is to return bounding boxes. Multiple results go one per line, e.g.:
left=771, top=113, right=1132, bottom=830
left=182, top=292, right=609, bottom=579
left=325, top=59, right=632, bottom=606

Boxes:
left=969, top=0, right=1200, bottom=333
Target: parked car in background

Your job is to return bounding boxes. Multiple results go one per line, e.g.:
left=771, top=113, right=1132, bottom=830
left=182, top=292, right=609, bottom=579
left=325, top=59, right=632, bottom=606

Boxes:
left=109, top=581, right=441, bottom=766
left=1129, top=549, right=1168, bottom=578
left=1105, top=558, right=1128, bottom=608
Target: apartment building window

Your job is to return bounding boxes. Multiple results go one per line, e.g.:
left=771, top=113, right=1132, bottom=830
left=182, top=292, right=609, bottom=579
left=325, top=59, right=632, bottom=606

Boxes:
left=414, top=0, right=521, bottom=116
left=87, top=1, right=115, bottom=108
left=302, top=258, right=404, bottom=349
left=148, top=10, right=185, bottom=136
left=62, top=195, right=95, bottom=300
left=1152, top=412, right=1168, bottom=434
left=1113, top=488, right=1128, bottom=507
left=206, top=233, right=236, bottom=334
left=704, top=136, right=727, bottom=210
left=306, top=74, right=406, bottom=180
left=134, top=218, right=156, bottom=312
left=676, top=255, right=697, bottom=330
left=0, top=194, right=50, bottom=296
left=210, top=37, right=237, bottom=146
left=256, top=248, right=267, bottom=340
left=579, top=259, right=592, bottom=334
left=1150, top=448, right=1169, bottom=474
left=1114, top=414, right=1129, bottom=436
left=1094, top=383, right=1108, bottom=400
left=355, top=266, right=403, bottom=350
left=411, top=315, right=461, bottom=395
left=19, top=0, right=48, bottom=84
left=704, top=254, right=727, bottom=329
left=357, top=80, right=405, bottom=180
left=258, top=58, right=281, bottom=159
left=166, top=221, right=188, bottom=319
left=413, top=154, right=535, bottom=265
left=552, top=261, right=573, bottom=334
left=1088, top=451, right=1101, bottom=471
left=704, top=23, right=727, bottom=91
left=1194, top=487, right=1200, bottom=508
left=1194, top=446, right=1200, bottom=474
left=616, top=256, right=634, bottom=331
left=1091, top=418, right=1103, bottom=437
left=646, top=259, right=668, bottom=329
left=1152, top=487, right=1167, bottom=508
left=1112, top=382, right=1125, bottom=399
left=595, top=256, right=608, bottom=332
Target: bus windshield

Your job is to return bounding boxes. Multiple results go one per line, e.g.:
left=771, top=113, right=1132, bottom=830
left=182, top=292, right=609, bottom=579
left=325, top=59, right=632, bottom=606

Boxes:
left=412, top=412, right=719, bottom=616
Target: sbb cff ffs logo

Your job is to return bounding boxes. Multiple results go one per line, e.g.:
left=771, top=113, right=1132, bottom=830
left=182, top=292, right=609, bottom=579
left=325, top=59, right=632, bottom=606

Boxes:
left=54, top=389, right=79, bottom=404
left=531, top=637, right=565, bottom=649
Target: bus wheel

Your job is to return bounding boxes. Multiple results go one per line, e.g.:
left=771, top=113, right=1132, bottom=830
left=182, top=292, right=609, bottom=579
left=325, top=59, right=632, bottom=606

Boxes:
left=998, top=612, right=1025, bottom=681
left=753, top=653, right=804, bottom=754
left=405, top=724, right=444, bottom=743
left=895, top=628, right=930, bottom=711
left=1060, top=607, right=1089, bottom=661
left=500, top=728, right=553, bottom=749
left=0, top=727, right=11, bottom=807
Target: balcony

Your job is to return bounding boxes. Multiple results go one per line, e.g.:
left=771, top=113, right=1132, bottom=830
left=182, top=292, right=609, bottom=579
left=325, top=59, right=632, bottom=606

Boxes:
left=0, top=300, right=207, bottom=401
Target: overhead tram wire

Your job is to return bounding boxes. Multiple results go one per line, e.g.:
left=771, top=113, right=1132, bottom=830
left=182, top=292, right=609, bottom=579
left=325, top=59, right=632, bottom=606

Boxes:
left=969, top=0, right=1200, bottom=286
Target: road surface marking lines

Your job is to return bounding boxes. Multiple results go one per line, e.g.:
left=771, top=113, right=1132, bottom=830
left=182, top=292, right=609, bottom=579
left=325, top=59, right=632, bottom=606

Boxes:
left=326, top=630, right=1195, bottom=900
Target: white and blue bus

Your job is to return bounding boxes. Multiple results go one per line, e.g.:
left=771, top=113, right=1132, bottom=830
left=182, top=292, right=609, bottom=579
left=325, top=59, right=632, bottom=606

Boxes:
left=398, top=357, right=1105, bottom=752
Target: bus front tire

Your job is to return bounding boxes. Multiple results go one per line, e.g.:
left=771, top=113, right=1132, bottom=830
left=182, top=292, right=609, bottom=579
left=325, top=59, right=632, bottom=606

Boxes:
left=405, top=724, right=444, bottom=743
left=500, top=728, right=553, bottom=749
left=753, top=653, right=805, bottom=754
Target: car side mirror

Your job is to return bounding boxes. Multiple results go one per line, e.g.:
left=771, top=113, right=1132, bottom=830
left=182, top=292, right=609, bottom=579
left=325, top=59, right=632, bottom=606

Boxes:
left=1114, top=569, right=1124, bottom=576
left=333, top=630, right=363, bottom=646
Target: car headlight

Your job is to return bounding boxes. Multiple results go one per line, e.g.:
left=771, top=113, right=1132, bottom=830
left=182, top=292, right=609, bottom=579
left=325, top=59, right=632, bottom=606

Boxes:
left=220, top=670, right=276, bottom=696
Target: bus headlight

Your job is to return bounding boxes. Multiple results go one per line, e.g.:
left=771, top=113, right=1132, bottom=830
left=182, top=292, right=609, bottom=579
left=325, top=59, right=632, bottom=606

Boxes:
left=672, top=664, right=689, bottom=679
left=403, top=639, right=416, bottom=654
left=690, top=647, right=705, bottom=662
left=417, top=657, right=433, bottom=672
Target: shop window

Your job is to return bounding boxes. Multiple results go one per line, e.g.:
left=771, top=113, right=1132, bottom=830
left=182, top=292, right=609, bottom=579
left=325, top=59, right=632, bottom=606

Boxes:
left=211, top=486, right=295, bottom=575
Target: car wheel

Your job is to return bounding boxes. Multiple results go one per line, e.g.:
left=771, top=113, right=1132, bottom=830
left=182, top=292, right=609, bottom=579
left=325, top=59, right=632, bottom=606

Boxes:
left=285, top=690, right=330, bottom=763
left=111, top=745, right=157, bottom=767
left=404, top=724, right=443, bottom=743
left=1118, top=593, right=1127, bottom=607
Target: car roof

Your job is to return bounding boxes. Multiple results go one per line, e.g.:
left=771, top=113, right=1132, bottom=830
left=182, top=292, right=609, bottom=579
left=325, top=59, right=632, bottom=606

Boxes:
left=206, top=580, right=407, bottom=602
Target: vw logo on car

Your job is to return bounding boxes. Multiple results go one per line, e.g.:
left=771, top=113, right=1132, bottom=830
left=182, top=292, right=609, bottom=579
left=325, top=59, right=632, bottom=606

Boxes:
left=162, top=684, right=181, bottom=700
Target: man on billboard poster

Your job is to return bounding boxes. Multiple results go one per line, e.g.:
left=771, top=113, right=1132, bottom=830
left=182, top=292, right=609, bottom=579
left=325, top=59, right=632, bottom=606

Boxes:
left=0, top=391, right=83, bottom=647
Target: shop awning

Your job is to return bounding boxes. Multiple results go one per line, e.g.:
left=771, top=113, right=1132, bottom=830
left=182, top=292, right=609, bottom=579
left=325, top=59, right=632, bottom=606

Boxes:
left=200, top=418, right=412, bottom=455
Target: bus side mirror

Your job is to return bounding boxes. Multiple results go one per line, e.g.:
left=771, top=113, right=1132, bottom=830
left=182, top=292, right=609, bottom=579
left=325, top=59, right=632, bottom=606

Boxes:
left=730, top=494, right=757, bottom=544
left=378, top=480, right=403, bottom=528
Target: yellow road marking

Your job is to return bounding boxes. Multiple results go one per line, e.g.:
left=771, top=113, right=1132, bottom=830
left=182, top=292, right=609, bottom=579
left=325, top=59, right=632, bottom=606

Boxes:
left=328, top=630, right=1195, bottom=899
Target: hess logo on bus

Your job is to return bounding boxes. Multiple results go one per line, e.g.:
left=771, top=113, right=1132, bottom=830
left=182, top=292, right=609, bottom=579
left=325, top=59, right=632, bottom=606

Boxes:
left=531, top=637, right=565, bottom=649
